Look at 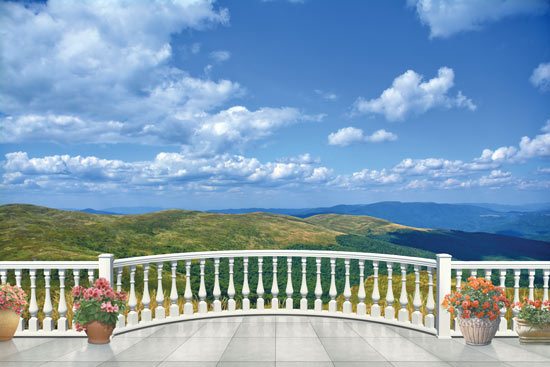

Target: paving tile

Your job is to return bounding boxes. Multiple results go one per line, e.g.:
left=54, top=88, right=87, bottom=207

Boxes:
left=234, top=322, right=275, bottom=337
left=453, top=338, right=550, bottom=362
left=495, top=338, right=550, bottom=358
left=0, top=338, right=51, bottom=358
left=163, top=337, right=232, bottom=361
left=320, top=337, right=386, bottom=361
left=114, top=327, right=159, bottom=338
left=192, top=322, right=240, bottom=337
left=363, top=337, right=442, bottom=362
left=311, top=322, right=361, bottom=337
left=407, top=338, right=498, bottom=362
left=276, top=322, right=318, bottom=337
left=218, top=363, right=276, bottom=367
left=99, top=362, right=160, bottom=367
left=105, top=337, right=187, bottom=361
left=241, top=316, right=277, bottom=323
left=0, top=362, right=45, bottom=367
left=275, top=337, right=331, bottom=361
left=277, top=363, right=334, bottom=367
left=2, top=338, right=87, bottom=362
left=447, top=363, right=510, bottom=367
left=148, top=321, right=205, bottom=337
left=220, top=337, right=275, bottom=362
left=391, top=363, right=453, bottom=367
left=54, top=338, right=142, bottom=362
left=157, top=362, right=217, bottom=367
left=276, top=316, right=310, bottom=323
left=346, top=321, right=403, bottom=338
left=333, top=363, right=392, bottom=367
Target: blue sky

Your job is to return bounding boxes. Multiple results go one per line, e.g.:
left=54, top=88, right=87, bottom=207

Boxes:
left=1, top=0, right=549, bottom=210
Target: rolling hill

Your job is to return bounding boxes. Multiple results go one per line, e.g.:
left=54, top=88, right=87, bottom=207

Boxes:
left=1, top=204, right=548, bottom=261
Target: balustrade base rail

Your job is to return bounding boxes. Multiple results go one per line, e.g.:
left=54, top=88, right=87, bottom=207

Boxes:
left=1, top=250, right=548, bottom=339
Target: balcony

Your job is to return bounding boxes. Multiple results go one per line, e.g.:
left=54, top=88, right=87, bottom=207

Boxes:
left=1, top=250, right=549, bottom=365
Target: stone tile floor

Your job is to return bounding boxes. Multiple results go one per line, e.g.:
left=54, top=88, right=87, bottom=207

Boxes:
left=1, top=315, right=549, bottom=366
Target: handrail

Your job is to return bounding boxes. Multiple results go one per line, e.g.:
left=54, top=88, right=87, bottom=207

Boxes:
left=112, top=249, right=438, bottom=268
left=0, top=261, right=98, bottom=270
left=451, top=261, right=550, bottom=270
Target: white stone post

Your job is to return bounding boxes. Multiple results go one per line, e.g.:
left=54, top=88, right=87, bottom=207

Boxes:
left=498, top=269, right=508, bottom=332
left=398, top=263, right=409, bottom=323
left=357, top=260, right=366, bottom=316
left=184, top=260, right=194, bottom=315
left=329, top=258, right=337, bottom=313
left=436, top=254, right=452, bottom=339
left=257, top=258, right=265, bottom=310
left=242, top=257, right=250, bottom=311
left=155, top=263, right=166, bottom=319
left=300, top=257, right=308, bottom=310
left=528, top=269, right=535, bottom=301
left=198, top=259, right=207, bottom=313
left=127, top=265, right=138, bottom=325
left=314, top=257, right=323, bottom=312
left=71, top=269, right=80, bottom=330
left=425, top=266, right=435, bottom=329
left=115, top=268, right=125, bottom=328
left=371, top=261, right=381, bottom=317
left=169, top=261, right=179, bottom=317
left=28, top=269, right=38, bottom=331
left=285, top=257, right=293, bottom=310
left=141, top=264, right=152, bottom=322
left=384, top=262, right=395, bottom=320
left=343, top=259, right=352, bottom=314
left=42, top=269, right=54, bottom=331
left=227, top=258, right=236, bottom=311
left=512, top=269, right=521, bottom=331
left=98, top=254, right=114, bottom=285
left=57, top=269, right=68, bottom=331
left=213, top=258, right=222, bottom=312
left=412, top=265, right=422, bottom=325
left=271, top=257, right=279, bottom=310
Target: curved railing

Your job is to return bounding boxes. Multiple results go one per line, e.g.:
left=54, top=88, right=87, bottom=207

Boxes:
left=1, top=251, right=548, bottom=338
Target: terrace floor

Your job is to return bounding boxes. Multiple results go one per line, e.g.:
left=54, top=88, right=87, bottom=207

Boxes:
left=1, top=316, right=549, bottom=367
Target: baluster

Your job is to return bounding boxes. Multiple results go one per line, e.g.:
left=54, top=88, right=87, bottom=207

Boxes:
left=227, top=258, right=236, bottom=312
left=87, top=269, right=94, bottom=285
left=528, top=269, right=535, bottom=301
left=271, top=257, right=279, bottom=310
left=285, top=257, right=293, bottom=310
left=184, top=261, right=194, bottom=315
left=357, top=260, right=366, bottom=316
left=14, top=269, right=25, bottom=331
left=384, top=262, right=395, bottom=320
left=300, top=258, right=308, bottom=310
left=128, top=265, right=138, bottom=325
left=0, top=269, right=6, bottom=284
left=242, top=257, right=250, bottom=311
left=141, top=264, right=152, bottom=322
left=343, top=259, right=352, bottom=314
left=456, top=269, right=462, bottom=291
left=156, top=262, right=166, bottom=319
left=412, top=265, right=422, bottom=325
left=43, top=269, right=53, bottom=331
left=470, top=269, right=477, bottom=278
left=329, top=258, right=337, bottom=312
left=28, top=269, right=39, bottom=331
left=398, top=263, right=409, bottom=322
left=257, top=258, right=265, bottom=310
left=198, top=259, right=207, bottom=313
left=116, top=268, right=125, bottom=328
left=72, top=269, right=80, bottom=330
left=425, top=267, right=435, bottom=329
left=170, top=261, right=179, bottom=317
left=213, top=258, right=222, bottom=312
left=544, top=270, right=549, bottom=302
left=371, top=261, right=381, bottom=317
left=57, top=269, right=68, bottom=331
left=499, top=269, right=508, bottom=332
left=512, top=269, right=521, bottom=331
left=485, top=269, right=492, bottom=281
left=314, top=258, right=323, bottom=312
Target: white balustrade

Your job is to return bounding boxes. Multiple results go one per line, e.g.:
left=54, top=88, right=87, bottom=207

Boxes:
left=1, top=251, right=548, bottom=339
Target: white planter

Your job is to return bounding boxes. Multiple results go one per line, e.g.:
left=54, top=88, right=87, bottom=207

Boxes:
left=458, top=316, right=499, bottom=345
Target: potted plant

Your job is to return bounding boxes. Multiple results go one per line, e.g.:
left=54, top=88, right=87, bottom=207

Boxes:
left=514, top=298, right=550, bottom=344
left=72, top=278, right=127, bottom=344
left=443, top=276, right=510, bottom=345
left=0, top=283, right=27, bottom=341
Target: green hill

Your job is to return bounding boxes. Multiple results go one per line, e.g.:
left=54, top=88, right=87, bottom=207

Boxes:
left=306, top=214, right=550, bottom=260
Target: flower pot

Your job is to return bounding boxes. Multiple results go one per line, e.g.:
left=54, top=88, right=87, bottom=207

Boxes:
left=0, top=309, right=20, bottom=341
left=458, top=316, right=499, bottom=345
left=515, top=318, right=550, bottom=344
left=85, top=321, right=115, bottom=344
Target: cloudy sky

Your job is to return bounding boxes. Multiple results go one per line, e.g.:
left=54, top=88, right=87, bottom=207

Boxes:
left=1, top=0, right=549, bottom=210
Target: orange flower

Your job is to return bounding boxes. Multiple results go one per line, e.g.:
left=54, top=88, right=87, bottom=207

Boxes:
left=476, top=312, right=485, bottom=318
left=482, top=301, right=490, bottom=309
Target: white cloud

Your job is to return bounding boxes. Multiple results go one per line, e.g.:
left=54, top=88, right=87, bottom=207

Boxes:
left=353, top=67, right=475, bottom=121
left=408, top=0, right=549, bottom=38
left=530, top=63, right=550, bottom=91
left=314, top=89, right=338, bottom=101
left=209, top=50, right=231, bottom=62
left=328, top=127, right=397, bottom=146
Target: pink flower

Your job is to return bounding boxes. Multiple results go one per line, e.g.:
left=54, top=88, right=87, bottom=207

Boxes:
left=72, top=285, right=85, bottom=298
left=100, top=301, right=119, bottom=313
left=94, top=278, right=111, bottom=291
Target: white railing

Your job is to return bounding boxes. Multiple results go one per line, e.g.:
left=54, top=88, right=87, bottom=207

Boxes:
left=1, top=251, right=548, bottom=338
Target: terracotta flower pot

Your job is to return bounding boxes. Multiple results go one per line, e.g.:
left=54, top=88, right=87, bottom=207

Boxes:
left=515, top=318, right=550, bottom=344
left=85, top=321, right=115, bottom=344
left=0, top=309, right=20, bottom=341
left=458, top=316, right=499, bottom=345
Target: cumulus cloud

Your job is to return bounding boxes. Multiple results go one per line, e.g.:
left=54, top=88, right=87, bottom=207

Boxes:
left=353, top=67, right=475, bottom=121
left=530, top=62, right=550, bottom=91
left=209, top=50, right=231, bottom=62
left=408, top=0, right=549, bottom=38
left=314, top=89, right=338, bottom=101
left=328, top=127, right=397, bottom=146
